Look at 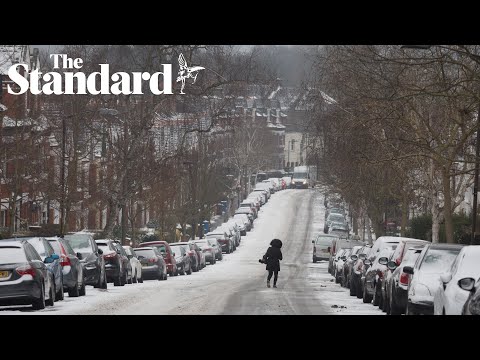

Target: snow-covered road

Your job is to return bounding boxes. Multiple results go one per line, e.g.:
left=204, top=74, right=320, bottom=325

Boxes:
left=0, top=189, right=383, bottom=315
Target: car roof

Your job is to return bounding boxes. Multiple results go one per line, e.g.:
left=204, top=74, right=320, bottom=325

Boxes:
left=134, top=247, right=153, bottom=250
left=427, top=243, right=465, bottom=250
left=0, top=240, right=25, bottom=248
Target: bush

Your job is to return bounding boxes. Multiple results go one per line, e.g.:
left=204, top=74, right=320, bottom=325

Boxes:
left=409, top=214, right=432, bottom=241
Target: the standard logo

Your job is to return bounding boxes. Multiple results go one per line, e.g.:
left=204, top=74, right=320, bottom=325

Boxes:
left=7, top=53, right=204, bottom=96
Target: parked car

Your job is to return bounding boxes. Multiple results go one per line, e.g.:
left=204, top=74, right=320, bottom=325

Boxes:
left=312, top=234, right=337, bottom=263
left=324, top=213, right=346, bottom=233
left=342, top=245, right=363, bottom=288
left=170, top=243, right=192, bottom=275
left=176, top=242, right=200, bottom=272
left=253, top=187, right=270, bottom=202
left=362, top=247, right=395, bottom=304
left=188, top=241, right=206, bottom=270
left=64, top=233, right=107, bottom=289
left=333, top=248, right=350, bottom=284
left=462, top=277, right=480, bottom=315
left=10, top=237, right=64, bottom=302
left=47, top=236, right=86, bottom=297
left=232, top=217, right=247, bottom=236
left=95, top=239, right=128, bottom=286
left=140, top=241, right=178, bottom=276
left=193, top=239, right=216, bottom=264
left=206, top=229, right=233, bottom=254
left=433, top=245, right=480, bottom=315
left=208, top=238, right=224, bottom=261
left=328, top=238, right=364, bottom=275
left=405, top=243, right=464, bottom=315
left=349, top=245, right=372, bottom=297
left=367, top=236, right=403, bottom=263
left=235, top=207, right=255, bottom=225
left=384, top=245, right=425, bottom=314
left=226, top=220, right=242, bottom=246
left=390, top=238, right=429, bottom=267
left=220, top=223, right=238, bottom=249
left=123, top=246, right=143, bottom=283
left=112, top=242, right=133, bottom=284
left=234, top=214, right=252, bottom=231
left=0, top=240, right=55, bottom=309
left=133, top=247, right=168, bottom=280
left=239, top=200, right=258, bottom=219
left=281, top=176, right=291, bottom=189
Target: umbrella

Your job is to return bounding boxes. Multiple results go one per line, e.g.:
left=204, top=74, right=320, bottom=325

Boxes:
left=270, top=238, right=282, bottom=248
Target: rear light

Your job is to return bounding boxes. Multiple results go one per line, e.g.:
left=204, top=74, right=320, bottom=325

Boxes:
left=400, top=272, right=410, bottom=286
left=104, top=252, right=117, bottom=259
left=188, top=251, right=194, bottom=256
left=396, top=258, right=401, bottom=266
left=16, top=265, right=35, bottom=277
left=60, top=255, right=71, bottom=267
left=149, top=258, right=157, bottom=263
left=59, top=243, right=70, bottom=266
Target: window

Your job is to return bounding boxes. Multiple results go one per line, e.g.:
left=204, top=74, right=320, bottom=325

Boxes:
left=291, top=141, right=294, bottom=150
left=0, top=210, right=6, bottom=227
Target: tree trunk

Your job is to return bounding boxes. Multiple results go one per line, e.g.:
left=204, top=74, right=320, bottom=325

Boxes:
left=431, top=191, right=440, bottom=244
left=401, top=192, right=408, bottom=237
left=442, top=168, right=454, bottom=243
left=104, top=197, right=118, bottom=238
left=366, top=217, right=373, bottom=244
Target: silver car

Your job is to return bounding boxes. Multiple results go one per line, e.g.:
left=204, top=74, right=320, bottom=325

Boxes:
left=123, top=246, right=143, bottom=283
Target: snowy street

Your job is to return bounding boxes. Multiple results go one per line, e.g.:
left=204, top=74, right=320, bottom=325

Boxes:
left=0, top=189, right=382, bottom=315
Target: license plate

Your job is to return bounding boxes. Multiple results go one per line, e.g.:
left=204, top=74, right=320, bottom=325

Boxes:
left=0, top=271, right=9, bottom=278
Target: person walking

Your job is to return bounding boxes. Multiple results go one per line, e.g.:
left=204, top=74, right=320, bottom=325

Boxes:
left=262, top=239, right=283, bottom=288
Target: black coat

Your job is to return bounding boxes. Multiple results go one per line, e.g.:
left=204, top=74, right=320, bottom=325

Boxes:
left=264, top=246, right=282, bottom=272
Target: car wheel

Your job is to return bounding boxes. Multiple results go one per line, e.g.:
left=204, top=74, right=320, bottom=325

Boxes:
left=356, top=281, right=363, bottom=299
left=158, top=270, right=163, bottom=280
left=127, top=271, right=133, bottom=284
left=180, top=266, right=186, bottom=275
left=79, top=280, right=86, bottom=296
left=389, top=290, right=401, bottom=315
left=56, top=278, right=64, bottom=301
left=114, top=273, right=121, bottom=286
left=174, top=267, right=179, bottom=276
left=313, top=257, right=317, bottom=263
left=46, top=281, right=55, bottom=307
left=187, top=264, right=192, bottom=275
left=349, top=279, right=356, bottom=296
left=405, top=304, right=414, bottom=315
left=138, top=275, right=144, bottom=283
left=133, top=274, right=137, bottom=283
left=373, top=285, right=380, bottom=306
left=101, top=272, right=108, bottom=289
left=32, top=282, right=46, bottom=310
left=219, top=253, right=223, bottom=261
left=362, top=283, right=372, bottom=303
left=68, top=282, right=80, bottom=297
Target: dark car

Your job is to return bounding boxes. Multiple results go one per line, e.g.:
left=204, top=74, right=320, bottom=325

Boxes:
left=9, top=237, right=64, bottom=302
left=133, top=247, right=167, bottom=280
left=170, top=243, right=192, bottom=275
left=362, top=247, right=396, bottom=304
left=140, top=241, right=178, bottom=276
left=405, top=243, right=464, bottom=315
left=328, top=238, right=364, bottom=275
left=384, top=245, right=426, bottom=315
left=193, top=239, right=216, bottom=265
left=112, top=241, right=133, bottom=284
left=47, top=237, right=86, bottom=297
left=0, top=240, right=56, bottom=309
left=175, top=242, right=199, bottom=272
left=95, top=239, right=128, bottom=286
left=342, top=245, right=363, bottom=288
left=64, top=233, right=107, bottom=289
left=350, top=245, right=373, bottom=298
left=206, top=230, right=232, bottom=255
left=462, top=278, right=480, bottom=315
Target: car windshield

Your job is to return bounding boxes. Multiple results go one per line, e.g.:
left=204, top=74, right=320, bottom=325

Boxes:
left=123, top=247, right=133, bottom=256
left=402, top=249, right=421, bottom=265
left=170, top=245, right=183, bottom=254
left=151, top=245, right=166, bottom=253
left=97, top=242, right=112, bottom=251
left=293, top=172, right=307, bottom=178
left=64, top=234, right=92, bottom=253
left=48, top=240, right=62, bottom=254
left=134, top=249, right=155, bottom=258
left=316, top=236, right=335, bottom=246
left=328, top=214, right=344, bottom=222
left=26, top=239, right=47, bottom=258
left=194, top=241, right=208, bottom=248
left=419, top=248, right=461, bottom=273
left=0, top=247, right=27, bottom=264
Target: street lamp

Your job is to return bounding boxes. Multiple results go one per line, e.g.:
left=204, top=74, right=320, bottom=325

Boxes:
left=402, top=45, right=480, bottom=244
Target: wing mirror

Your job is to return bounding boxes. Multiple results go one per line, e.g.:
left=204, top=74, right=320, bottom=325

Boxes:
left=359, top=253, right=367, bottom=260
left=312, top=240, right=315, bottom=244
left=364, top=259, right=372, bottom=266
left=97, top=248, right=103, bottom=255
left=378, top=257, right=388, bottom=266
left=458, top=277, right=476, bottom=291
left=440, top=272, right=452, bottom=284
left=76, top=252, right=83, bottom=260
left=387, top=261, right=397, bottom=271
left=403, top=266, right=414, bottom=275
left=350, top=255, right=358, bottom=261
left=341, top=256, right=347, bottom=261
